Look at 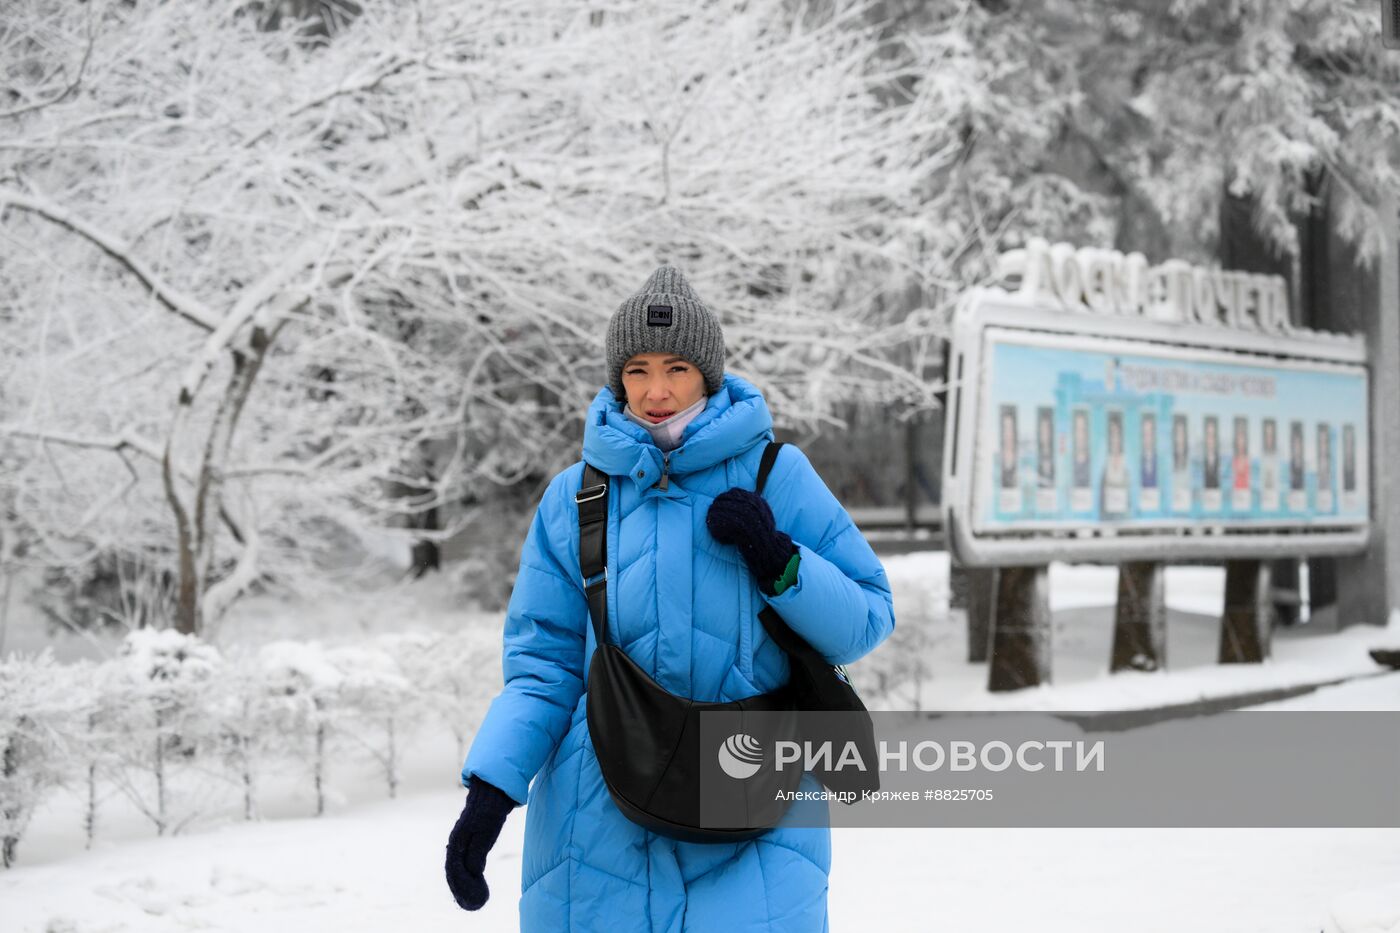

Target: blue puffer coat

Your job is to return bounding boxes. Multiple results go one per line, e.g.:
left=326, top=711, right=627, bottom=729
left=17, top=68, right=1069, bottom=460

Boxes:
left=462, top=372, right=895, bottom=932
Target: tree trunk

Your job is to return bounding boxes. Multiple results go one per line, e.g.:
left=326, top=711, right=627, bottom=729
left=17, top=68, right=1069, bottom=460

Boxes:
left=0, top=513, right=14, bottom=655
left=154, top=708, right=168, bottom=836
left=85, top=760, right=97, bottom=849
left=168, top=321, right=283, bottom=635
left=2, top=729, right=19, bottom=868
left=164, top=443, right=201, bottom=636
left=386, top=716, right=398, bottom=800
left=313, top=702, right=327, bottom=817
left=410, top=504, right=441, bottom=577
left=84, top=712, right=99, bottom=849
left=242, top=743, right=255, bottom=822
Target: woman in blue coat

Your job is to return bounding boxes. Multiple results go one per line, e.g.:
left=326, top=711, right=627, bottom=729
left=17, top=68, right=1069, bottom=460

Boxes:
left=445, top=265, right=896, bottom=931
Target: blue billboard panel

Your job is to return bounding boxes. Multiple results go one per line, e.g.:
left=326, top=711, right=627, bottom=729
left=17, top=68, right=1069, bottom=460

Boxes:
left=975, top=330, right=1369, bottom=532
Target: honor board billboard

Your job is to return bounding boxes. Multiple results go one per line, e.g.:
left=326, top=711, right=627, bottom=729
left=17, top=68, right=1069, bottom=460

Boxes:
left=943, top=239, right=1371, bottom=567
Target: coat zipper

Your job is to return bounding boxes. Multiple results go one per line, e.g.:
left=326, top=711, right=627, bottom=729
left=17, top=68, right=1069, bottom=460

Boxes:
left=658, top=452, right=671, bottom=491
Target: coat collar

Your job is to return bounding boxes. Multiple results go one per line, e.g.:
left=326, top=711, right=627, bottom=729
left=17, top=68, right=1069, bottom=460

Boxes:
left=582, top=372, right=774, bottom=491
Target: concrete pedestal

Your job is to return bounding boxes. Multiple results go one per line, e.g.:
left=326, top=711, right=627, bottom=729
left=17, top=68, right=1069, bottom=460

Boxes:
left=965, top=567, right=997, bottom=663
left=1111, top=561, right=1167, bottom=672
left=987, top=565, right=1051, bottom=691
left=1219, top=559, right=1274, bottom=664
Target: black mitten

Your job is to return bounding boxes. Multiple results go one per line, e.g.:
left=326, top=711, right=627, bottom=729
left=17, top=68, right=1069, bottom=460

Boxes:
left=445, top=777, right=519, bottom=911
left=706, top=488, right=798, bottom=595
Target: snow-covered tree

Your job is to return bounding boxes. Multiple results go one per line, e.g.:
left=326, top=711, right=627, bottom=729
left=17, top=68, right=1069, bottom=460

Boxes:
left=206, top=655, right=287, bottom=821
left=327, top=641, right=415, bottom=799
left=104, top=629, right=223, bottom=836
left=258, top=640, right=343, bottom=816
left=67, top=658, right=125, bottom=850
left=991, top=0, right=1400, bottom=264
left=386, top=628, right=500, bottom=764
left=0, top=0, right=967, bottom=631
left=0, top=651, right=88, bottom=867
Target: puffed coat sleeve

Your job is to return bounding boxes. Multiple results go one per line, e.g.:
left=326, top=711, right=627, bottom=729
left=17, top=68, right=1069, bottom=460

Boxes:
left=460, top=469, right=587, bottom=805
left=761, top=445, right=896, bottom=667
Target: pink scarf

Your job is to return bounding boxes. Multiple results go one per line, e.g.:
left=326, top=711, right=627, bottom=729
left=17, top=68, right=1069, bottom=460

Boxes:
left=623, top=395, right=707, bottom=453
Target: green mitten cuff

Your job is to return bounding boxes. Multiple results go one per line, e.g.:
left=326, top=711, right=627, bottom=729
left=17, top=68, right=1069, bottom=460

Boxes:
left=769, top=551, right=801, bottom=596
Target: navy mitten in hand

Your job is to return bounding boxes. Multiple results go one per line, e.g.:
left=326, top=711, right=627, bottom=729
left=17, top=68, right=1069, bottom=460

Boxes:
left=706, top=488, right=799, bottom=595
left=445, top=777, right=519, bottom=911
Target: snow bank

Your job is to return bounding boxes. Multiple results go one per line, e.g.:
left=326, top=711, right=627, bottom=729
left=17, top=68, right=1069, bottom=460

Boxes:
left=1326, top=881, right=1400, bottom=933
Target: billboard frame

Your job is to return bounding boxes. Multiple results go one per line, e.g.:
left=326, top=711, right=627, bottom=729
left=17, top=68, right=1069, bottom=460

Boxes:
left=942, top=286, right=1371, bottom=568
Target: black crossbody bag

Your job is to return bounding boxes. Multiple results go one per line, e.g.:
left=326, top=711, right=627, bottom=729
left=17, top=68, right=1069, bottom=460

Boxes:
left=577, top=441, right=877, bottom=844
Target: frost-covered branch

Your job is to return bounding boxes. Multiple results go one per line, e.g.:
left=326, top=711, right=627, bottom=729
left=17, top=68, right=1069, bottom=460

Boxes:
left=0, top=191, right=219, bottom=333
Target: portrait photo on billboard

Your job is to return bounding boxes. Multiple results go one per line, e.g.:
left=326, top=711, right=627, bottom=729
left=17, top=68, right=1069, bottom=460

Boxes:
left=1289, top=420, right=1307, bottom=512
left=1035, top=406, right=1057, bottom=513
left=1071, top=406, right=1092, bottom=512
left=1101, top=409, right=1128, bottom=517
left=1201, top=415, right=1222, bottom=511
left=1317, top=421, right=1333, bottom=512
left=1171, top=413, right=1191, bottom=513
left=1260, top=418, right=1280, bottom=511
left=1231, top=416, right=1250, bottom=510
left=1343, top=423, right=1357, bottom=493
left=1139, top=412, right=1160, bottom=511
left=1036, top=406, right=1055, bottom=488
left=997, top=404, right=1023, bottom=514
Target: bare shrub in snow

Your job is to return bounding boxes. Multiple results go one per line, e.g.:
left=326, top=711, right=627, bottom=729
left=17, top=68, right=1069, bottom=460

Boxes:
left=205, top=655, right=293, bottom=822
left=66, top=658, right=127, bottom=851
left=258, top=640, right=344, bottom=817
left=382, top=629, right=500, bottom=765
left=0, top=651, right=87, bottom=868
left=104, top=630, right=224, bottom=836
left=327, top=641, right=417, bottom=800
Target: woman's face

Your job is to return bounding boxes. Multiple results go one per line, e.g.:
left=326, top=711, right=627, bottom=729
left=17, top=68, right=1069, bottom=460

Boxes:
left=620, top=352, right=706, bottom=423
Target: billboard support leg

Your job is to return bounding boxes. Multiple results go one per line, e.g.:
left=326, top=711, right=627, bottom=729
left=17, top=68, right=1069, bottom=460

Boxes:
left=1219, top=559, right=1274, bottom=663
left=949, top=561, right=970, bottom=611
left=1270, top=559, right=1302, bottom=626
left=1111, top=561, right=1166, bottom=672
left=1307, top=557, right=1339, bottom=632
left=966, top=567, right=997, bottom=663
left=987, top=565, right=1051, bottom=691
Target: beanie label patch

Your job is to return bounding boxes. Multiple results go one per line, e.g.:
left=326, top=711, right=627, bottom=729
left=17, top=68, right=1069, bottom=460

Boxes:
left=646, top=304, right=673, bottom=326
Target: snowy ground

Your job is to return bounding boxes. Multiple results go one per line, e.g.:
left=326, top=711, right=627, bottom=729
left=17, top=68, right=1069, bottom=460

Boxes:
left=6, top=670, right=1400, bottom=933
left=5, top=552, right=1400, bottom=931
left=874, top=553, right=1400, bottom=712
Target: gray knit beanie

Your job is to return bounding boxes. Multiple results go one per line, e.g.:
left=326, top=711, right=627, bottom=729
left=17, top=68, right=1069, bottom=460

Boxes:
left=605, top=264, right=726, bottom=403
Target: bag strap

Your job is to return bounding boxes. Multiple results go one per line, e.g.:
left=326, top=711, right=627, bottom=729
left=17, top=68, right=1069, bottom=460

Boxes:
left=750, top=441, right=838, bottom=668
left=755, top=440, right=784, bottom=497
left=576, top=463, right=609, bottom=647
